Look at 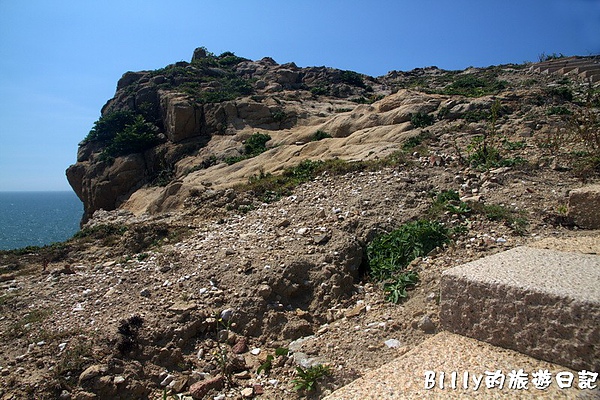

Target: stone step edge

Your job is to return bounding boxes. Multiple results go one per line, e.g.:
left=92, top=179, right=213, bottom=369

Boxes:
left=440, top=246, right=600, bottom=372
left=324, top=331, right=591, bottom=399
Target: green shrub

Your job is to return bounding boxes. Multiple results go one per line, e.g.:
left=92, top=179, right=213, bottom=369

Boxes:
left=443, top=74, right=507, bottom=97
left=403, top=131, right=435, bottom=151
left=462, top=110, right=491, bottom=122
left=310, top=86, right=329, bottom=96
left=225, top=133, right=272, bottom=165
left=468, top=136, right=502, bottom=168
left=367, top=220, right=450, bottom=282
left=85, top=110, right=138, bottom=143
left=102, top=115, right=160, bottom=157
left=311, top=130, right=333, bottom=141
left=217, top=51, right=248, bottom=66
left=193, top=76, right=253, bottom=104
left=410, top=112, right=435, bottom=128
left=85, top=112, right=160, bottom=158
left=244, top=133, right=271, bottom=156
left=72, top=224, right=128, bottom=246
left=546, top=86, right=573, bottom=102
left=340, top=70, right=365, bottom=87
left=272, top=110, right=287, bottom=122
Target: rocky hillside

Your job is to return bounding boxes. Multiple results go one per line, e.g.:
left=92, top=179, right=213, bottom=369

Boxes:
left=1, top=50, right=599, bottom=399
left=66, top=49, right=598, bottom=224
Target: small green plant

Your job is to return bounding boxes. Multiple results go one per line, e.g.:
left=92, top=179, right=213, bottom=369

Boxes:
left=462, top=109, right=490, bottom=122
left=403, top=131, right=435, bottom=152
left=383, top=270, right=419, bottom=304
left=367, top=219, right=450, bottom=301
left=212, top=313, right=237, bottom=382
left=292, top=364, right=332, bottom=392
left=410, top=112, right=435, bottom=128
left=311, top=130, right=333, bottom=141
left=3, top=309, right=51, bottom=339
left=54, top=338, right=94, bottom=385
left=428, top=190, right=470, bottom=218
left=468, top=136, right=502, bottom=169
left=470, top=203, right=529, bottom=235
left=546, top=106, right=572, bottom=116
left=466, top=100, right=506, bottom=169
left=257, top=347, right=289, bottom=375
left=502, top=139, right=526, bottom=150
left=546, top=86, right=573, bottom=103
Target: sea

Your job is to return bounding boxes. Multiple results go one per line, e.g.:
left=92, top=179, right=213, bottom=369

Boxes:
left=0, top=191, right=83, bottom=251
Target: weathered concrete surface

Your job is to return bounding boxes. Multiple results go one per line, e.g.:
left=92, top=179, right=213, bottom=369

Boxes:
left=440, top=246, right=600, bottom=372
left=568, top=185, right=600, bottom=229
left=324, top=331, right=588, bottom=399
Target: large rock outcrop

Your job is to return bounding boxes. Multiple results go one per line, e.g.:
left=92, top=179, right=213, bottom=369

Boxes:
left=66, top=48, right=377, bottom=223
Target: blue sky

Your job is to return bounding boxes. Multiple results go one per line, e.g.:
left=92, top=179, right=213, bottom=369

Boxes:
left=0, top=1, right=598, bottom=191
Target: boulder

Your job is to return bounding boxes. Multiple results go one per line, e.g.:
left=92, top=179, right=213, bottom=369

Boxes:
left=189, top=375, right=224, bottom=399
left=117, top=71, right=146, bottom=91
left=160, top=91, right=203, bottom=142
left=192, top=47, right=208, bottom=62
left=567, top=185, right=600, bottom=229
left=66, top=153, right=148, bottom=222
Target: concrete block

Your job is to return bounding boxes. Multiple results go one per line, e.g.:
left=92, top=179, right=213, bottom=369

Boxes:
left=568, top=185, right=600, bottom=229
left=440, top=247, right=600, bottom=371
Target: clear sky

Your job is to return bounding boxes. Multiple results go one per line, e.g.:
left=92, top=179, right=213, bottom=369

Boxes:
left=0, top=1, right=598, bottom=191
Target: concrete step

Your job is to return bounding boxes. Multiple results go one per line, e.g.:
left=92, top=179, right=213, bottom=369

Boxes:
left=440, top=246, right=600, bottom=372
left=532, top=58, right=591, bottom=73
left=578, top=68, right=600, bottom=82
left=324, top=331, right=593, bottom=399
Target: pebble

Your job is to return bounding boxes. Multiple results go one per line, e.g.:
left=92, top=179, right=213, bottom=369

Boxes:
left=418, top=316, right=436, bottom=334
left=250, top=348, right=261, bottom=355
left=220, top=308, right=234, bottom=321
left=160, top=374, right=175, bottom=387
left=241, top=387, right=254, bottom=397
left=384, top=339, right=401, bottom=348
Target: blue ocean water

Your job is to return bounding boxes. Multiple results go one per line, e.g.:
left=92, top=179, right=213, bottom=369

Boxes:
left=0, top=191, right=83, bottom=250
